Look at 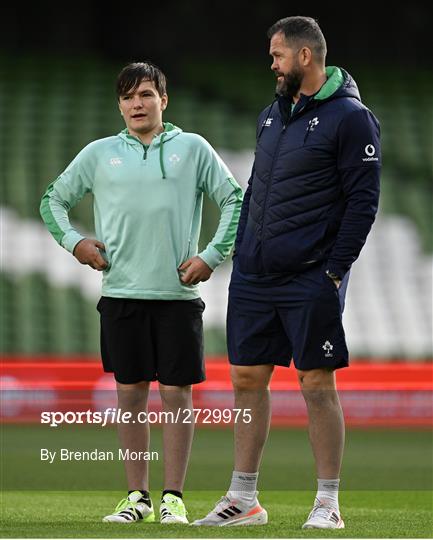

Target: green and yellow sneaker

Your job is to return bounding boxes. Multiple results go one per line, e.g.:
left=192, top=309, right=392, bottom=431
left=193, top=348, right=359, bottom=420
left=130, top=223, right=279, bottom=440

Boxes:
left=160, top=493, right=188, bottom=524
left=103, top=491, right=155, bottom=523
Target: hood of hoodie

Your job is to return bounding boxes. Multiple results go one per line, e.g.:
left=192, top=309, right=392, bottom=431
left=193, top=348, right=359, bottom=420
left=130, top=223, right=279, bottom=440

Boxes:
left=313, top=66, right=361, bottom=102
left=117, top=122, right=182, bottom=178
left=118, top=121, right=182, bottom=145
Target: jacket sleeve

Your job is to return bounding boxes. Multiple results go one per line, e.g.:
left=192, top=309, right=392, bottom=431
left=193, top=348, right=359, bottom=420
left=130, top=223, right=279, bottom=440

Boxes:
left=39, top=144, right=95, bottom=253
left=196, top=138, right=244, bottom=270
left=326, top=108, right=381, bottom=278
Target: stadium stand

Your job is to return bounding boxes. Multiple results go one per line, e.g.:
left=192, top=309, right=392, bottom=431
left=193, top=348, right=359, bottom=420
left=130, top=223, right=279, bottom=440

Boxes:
left=1, top=55, right=432, bottom=357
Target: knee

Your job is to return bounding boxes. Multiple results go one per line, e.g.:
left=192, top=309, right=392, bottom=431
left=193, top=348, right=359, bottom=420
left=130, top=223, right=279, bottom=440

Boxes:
left=298, top=368, right=335, bottom=390
left=116, top=381, right=149, bottom=408
left=231, top=365, right=273, bottom=391
left=298, top=369, right=338, bottom=407
left=159, top=384, right=192, bottom=407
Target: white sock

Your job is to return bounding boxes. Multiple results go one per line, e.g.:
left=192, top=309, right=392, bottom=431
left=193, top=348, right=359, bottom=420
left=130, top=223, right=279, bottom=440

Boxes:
left=316, top=478, right=340, bottom=510
left=228, top=471, right=258, bottom=502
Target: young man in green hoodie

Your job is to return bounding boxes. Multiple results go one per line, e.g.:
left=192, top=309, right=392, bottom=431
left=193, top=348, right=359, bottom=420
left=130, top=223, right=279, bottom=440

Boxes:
left=40, top=61, right=243, bottom=524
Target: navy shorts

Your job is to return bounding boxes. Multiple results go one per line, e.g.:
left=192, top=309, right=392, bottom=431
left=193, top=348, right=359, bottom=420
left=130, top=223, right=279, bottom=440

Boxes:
left=227, top=262, right=349, bottom=371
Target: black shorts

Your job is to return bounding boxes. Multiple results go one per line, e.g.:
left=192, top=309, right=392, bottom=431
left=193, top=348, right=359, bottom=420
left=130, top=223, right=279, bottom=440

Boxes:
left=227, top=262, right=349, bottom=371
left=97, top=297, right=206, bottom=385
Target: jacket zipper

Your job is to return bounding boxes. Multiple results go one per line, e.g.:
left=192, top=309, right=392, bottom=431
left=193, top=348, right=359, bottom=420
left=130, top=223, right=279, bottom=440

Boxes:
left=258, top=102, right=312, bottom=271
left=259, top=123, right=287, bottom=271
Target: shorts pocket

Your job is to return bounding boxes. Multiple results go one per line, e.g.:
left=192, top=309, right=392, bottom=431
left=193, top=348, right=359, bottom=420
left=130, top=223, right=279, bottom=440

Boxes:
left=96, top=297, right=137, bottom=319
left=188, top=297, right=206, bottom=313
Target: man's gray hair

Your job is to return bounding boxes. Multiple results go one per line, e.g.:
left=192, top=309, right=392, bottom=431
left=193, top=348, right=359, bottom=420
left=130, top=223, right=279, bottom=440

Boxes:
left=268, top=16, right=327, bottom=62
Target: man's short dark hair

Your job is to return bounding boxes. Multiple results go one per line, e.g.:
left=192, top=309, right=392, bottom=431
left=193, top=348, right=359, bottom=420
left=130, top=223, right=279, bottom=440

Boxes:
left=267, top=16, right=327, bottom=62
left=116, top=62, right=167, bottom=99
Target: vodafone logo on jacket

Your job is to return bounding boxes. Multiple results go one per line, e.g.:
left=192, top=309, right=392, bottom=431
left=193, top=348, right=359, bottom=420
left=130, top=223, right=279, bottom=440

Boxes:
left=362, top=144, right=379, bottom=162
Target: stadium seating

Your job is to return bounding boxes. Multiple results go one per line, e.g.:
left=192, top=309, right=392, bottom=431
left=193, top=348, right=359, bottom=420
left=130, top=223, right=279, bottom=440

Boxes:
left=0, top=54, right=432, bottom=357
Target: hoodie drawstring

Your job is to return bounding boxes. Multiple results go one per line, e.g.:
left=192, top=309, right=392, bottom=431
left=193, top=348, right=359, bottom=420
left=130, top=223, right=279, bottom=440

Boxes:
left=159, top=133, right=167, bottom=179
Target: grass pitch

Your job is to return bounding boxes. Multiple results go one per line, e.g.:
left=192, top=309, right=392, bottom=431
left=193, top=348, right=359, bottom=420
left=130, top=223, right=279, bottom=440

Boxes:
left=1, top=425, right=432, bottom=537
left=1, top=490, right=432, bottom=538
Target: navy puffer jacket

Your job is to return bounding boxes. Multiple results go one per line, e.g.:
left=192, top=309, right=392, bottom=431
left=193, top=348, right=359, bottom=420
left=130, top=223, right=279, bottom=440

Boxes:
left=235, top=67, right=381, bottom=279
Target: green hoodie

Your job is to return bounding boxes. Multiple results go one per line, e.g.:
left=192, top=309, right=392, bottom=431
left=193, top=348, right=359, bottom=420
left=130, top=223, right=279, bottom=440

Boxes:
left=40, top=123, right=243, bottom=300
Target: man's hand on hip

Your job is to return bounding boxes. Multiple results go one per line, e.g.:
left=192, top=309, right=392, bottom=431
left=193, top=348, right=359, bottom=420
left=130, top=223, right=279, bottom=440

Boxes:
left=178, top=256, right=213, bottom=285
left=73, top=238, right=108, bottom=271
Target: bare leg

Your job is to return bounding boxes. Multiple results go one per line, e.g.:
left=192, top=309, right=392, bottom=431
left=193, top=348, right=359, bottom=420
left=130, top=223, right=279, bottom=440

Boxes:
left=298, top=368, right=345, bottom=478
left=231, top=365, right=274, bottom=472
left=159, top=384, right=194, bottom=491
left=116, top=381, right=151, bottom=490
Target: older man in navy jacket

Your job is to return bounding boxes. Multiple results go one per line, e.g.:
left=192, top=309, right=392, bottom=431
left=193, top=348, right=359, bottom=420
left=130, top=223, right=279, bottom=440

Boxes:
left=193, top=16, right=380, bottom=529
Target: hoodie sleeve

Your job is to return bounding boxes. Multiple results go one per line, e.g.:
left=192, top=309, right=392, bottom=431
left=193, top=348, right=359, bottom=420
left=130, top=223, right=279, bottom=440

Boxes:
left=326, top=108, right=381, bottom=278
left=40, top=144, right=96, bottom=253
left=195, top=137, right=243, bottom=270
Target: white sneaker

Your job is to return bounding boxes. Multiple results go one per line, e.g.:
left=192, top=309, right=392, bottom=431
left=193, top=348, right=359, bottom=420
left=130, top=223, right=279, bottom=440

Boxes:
left=302, top=499, right=344, bottom=529
left=191, top=493, right=268, bottom=527
left=102, top=490, right=155, bottom=523
left=160, top=493, right=189, bottom=524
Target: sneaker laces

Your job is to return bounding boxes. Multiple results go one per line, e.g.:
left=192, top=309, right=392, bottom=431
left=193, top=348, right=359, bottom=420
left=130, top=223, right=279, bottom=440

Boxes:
left=113, top=497, right=142, bottom=518
left=209, top=495, right=236, bottom=516
left=309, top=500, right=337, bottom=521
left=162, top=495, right=187, bottom=517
